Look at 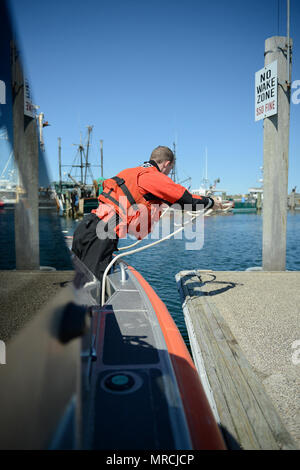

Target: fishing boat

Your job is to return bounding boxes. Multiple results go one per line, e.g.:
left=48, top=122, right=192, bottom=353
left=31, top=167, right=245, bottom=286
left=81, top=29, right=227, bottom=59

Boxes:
left=0, top=186, right=60, bottom=210
left=55, top=128, right=103, bottom=217
left=231, top=198, right=257, bottom=213
left=191, top=183, right=234, bottom=216
left=191, top=148, right=234, bottom=215
left=0, top=187, right=17, bottom=208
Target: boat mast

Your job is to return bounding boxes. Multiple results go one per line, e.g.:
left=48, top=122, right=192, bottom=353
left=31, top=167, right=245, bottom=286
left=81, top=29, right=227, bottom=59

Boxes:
left=84, top=125, right=93, bottom=185
left=202, top=147, right=209, bottom=190
left=69, top=127, right=97, bottom=186
left=205, top=147, right=208, bottom=186
left=170, top=140, right=177, bottom=182
left=58, top=137, right=62, bottom=192
left=100, top=139, right=103, bottom=178
left=79, top=132, right=84, bottom=184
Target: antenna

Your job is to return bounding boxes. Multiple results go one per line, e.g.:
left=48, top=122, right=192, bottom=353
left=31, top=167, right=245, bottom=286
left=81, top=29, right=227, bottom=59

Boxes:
left=202, top=147, right=209, bottom=189
left=58, top=137, right=62, bottom=192
left=170, top=141, right=177, bottom=182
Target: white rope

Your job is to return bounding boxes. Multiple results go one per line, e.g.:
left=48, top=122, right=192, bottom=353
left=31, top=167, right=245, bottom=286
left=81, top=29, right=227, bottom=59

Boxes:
left=117, top=239, right=143, bottom=251
left=172, top=208, right=214, bottom=226
left=117, top=205, right=171, bottom=251
left=100, top=209, right=203, bottom=306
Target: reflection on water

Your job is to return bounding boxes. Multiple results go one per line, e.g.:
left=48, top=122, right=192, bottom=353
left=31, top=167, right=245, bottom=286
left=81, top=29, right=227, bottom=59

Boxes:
left=0, top=210, right=72, bottom=270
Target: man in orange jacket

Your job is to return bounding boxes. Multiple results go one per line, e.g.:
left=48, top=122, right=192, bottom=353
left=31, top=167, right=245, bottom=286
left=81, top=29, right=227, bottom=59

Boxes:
left=72, top=146, right=221, bottom=281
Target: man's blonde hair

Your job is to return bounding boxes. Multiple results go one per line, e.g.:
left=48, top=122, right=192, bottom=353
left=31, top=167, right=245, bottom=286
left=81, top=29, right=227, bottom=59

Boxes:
left=150, top=146, right=174, bottom=164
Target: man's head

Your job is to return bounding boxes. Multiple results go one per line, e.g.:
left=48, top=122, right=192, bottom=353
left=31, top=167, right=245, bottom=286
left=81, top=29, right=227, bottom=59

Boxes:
left=150, top=146, right=174, bottom=175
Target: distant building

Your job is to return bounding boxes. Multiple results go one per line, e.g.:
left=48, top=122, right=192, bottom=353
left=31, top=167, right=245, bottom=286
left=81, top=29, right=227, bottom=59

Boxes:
left=248, top=187, right=263, bottom=200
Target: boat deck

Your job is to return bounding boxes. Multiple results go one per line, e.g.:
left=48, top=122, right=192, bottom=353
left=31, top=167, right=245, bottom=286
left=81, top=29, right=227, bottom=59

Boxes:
left=176, top=270, right=300, bottom=450
left=79, top=263, right=194, bottom=450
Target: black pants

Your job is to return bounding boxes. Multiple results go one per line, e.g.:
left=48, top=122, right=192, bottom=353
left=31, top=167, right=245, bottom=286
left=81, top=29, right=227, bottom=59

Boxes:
left=72, top=213, right=119, bottom=282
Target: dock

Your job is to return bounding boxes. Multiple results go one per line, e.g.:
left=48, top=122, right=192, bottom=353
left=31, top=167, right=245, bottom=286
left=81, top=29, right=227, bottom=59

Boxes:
left=176, top=270, right=300, bottom=450
left=0, top=270, right=75, bottom=343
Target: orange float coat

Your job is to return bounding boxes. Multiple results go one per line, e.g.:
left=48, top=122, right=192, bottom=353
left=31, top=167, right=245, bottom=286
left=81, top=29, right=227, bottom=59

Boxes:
left=92, top=161, right=212, bottom=239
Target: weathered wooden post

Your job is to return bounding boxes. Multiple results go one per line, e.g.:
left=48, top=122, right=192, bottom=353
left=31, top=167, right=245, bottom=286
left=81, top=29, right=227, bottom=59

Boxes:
left=12, top=41, right=40, bottom=269
left=261, top=36, right=292, bottom=271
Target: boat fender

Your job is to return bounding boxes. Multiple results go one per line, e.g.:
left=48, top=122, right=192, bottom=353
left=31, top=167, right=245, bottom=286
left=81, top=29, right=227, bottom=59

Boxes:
left=58, top=302, right=89, bottom=344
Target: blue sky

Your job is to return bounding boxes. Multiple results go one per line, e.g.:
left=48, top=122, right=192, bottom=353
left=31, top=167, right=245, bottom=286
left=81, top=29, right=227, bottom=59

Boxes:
left=8, top=0, right=300, bottom=194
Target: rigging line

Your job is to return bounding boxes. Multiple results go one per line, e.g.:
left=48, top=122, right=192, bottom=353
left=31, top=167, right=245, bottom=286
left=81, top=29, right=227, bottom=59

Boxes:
left=80, top=140, right=94, bottom=184
left=86, top=156, right=94, bottom=183
left=82, top=147, right=88, bottom=184
left=0, top=151, right=14, bottom=179
left=87, top=165, right=94, bottom=182
left=70, top=147, right=80, bottom=171
left=86, top=150, right=94, bottom=182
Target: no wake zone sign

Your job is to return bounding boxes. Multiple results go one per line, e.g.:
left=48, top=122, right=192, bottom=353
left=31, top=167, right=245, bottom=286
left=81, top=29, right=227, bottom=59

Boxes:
left=255, top=60, right=277, bottom=121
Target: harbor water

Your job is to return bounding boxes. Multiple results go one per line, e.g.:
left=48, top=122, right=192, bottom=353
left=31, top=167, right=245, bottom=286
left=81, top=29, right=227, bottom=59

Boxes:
left=1, top=210, right=300, bottom=344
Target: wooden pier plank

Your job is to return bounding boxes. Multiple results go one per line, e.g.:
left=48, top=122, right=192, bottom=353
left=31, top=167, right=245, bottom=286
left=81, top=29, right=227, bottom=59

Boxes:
left=189, top=301, right=261, bottom=449
left=198, top=297, right=281, bottom=449
left=178, top=273, right=248, bottom=447
left=176, top=270, right=297, bottom=450
left=184, top=302, right=238, bottom=445
left=207, top=299, right=296, bottom=450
